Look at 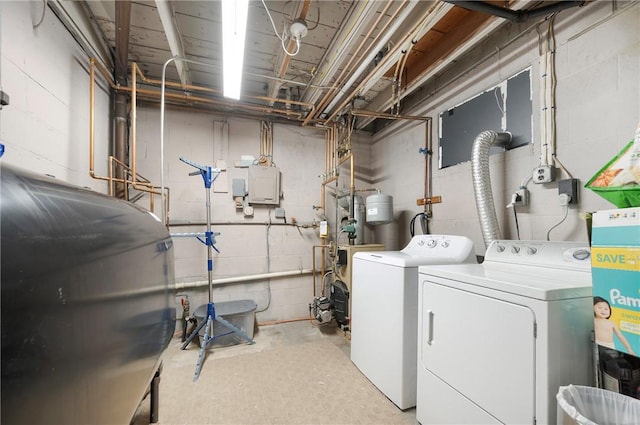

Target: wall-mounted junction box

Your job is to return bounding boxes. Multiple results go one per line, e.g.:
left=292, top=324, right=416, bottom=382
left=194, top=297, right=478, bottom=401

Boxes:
left=558, top=178, right=579, bottom=204
left=248, top=165, right=280, bottom=205
left=515, top=188, right=529, bottom=206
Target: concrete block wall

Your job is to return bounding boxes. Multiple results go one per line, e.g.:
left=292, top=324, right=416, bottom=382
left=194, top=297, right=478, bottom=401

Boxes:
left=371, top=2, right=640, bottom=255
left=134, top=106, right=328, bottom=321
left=0, top=1, right=110, bottom=190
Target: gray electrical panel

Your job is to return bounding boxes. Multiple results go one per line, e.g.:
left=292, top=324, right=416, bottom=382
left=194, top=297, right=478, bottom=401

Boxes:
left=248, top=165, right=280, bottom=205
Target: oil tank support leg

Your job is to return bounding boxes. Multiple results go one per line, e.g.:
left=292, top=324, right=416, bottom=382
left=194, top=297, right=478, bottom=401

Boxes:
left=150, top=365, right=161, bottom=423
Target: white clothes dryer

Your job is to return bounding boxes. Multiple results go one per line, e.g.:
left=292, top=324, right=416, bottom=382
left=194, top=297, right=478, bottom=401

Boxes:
left=350, top=234, right=476, bottom=409
left=417, top=240, right=593, bottom=425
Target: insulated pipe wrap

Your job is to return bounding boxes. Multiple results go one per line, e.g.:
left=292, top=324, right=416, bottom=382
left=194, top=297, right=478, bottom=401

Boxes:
left=471, top=130, right=512, bottom=248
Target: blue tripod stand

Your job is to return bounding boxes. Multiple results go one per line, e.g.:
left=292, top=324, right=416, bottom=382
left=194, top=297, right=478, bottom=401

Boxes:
left=178, top=157, right=255, bottom=381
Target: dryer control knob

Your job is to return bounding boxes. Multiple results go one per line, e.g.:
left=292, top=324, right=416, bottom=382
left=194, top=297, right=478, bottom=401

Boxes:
left=572, top=249, right=591, bottom=261
left=496, top=244, right=506, bottom=253
left=441, top=241, right=450, bottom=248
left=511, top=246, right=521, bottom=254
left=418, top=239, right=425, bottom=246
left=527, top=247, right=538, bottom=255
left=427, top=239, right=437, bottom=248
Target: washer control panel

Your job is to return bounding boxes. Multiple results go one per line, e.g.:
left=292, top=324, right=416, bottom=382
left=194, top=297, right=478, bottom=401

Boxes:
left=485, top=240, right=591, bottom=270
left=402, top=234, right=474, bottom=258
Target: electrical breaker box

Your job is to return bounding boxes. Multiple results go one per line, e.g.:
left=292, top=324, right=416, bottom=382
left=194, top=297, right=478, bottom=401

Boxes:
left=248, top=165, right=280, bottom=205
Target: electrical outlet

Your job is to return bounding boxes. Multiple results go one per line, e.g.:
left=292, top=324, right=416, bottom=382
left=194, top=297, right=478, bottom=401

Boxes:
left=532, top=165, right=555, bottom=184
left=558, top=178, right=579, bottom=204
left=515, top=188, right=529, bottom=206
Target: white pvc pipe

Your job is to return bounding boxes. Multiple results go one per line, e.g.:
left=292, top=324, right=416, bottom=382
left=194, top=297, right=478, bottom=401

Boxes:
left=322, top=0, right=421, bottom=113
left=173, top=269, right=314, bottom=290
left=160, top=56, right=225, bottom=225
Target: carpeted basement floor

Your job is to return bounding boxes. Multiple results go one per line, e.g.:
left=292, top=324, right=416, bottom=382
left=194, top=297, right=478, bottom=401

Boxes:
left=131, top=320, right=416, bottom=425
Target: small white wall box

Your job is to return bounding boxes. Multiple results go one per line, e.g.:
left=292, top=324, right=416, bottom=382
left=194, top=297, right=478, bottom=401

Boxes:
left=248, top=165, right=280, bottom=205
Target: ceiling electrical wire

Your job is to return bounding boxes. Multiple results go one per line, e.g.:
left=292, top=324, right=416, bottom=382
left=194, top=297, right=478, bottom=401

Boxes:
left=282, top=0, right=320, bottom=31
left=261, top=0, right=302, bottom=57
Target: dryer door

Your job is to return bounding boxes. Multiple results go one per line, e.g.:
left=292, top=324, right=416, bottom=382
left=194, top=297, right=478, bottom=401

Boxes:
left=421, top=280, right=536, bottom=425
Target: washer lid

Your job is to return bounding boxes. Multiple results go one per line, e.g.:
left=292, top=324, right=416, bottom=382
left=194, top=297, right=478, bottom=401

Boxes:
left=354, top=251, right=474, bottom=267
left=353, top=234, right=476, bottom=267
left=419, top=262, right=592, bottom=300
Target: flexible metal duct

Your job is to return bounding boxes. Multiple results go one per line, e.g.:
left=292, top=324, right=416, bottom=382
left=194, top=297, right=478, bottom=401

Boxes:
left=471, top=130, right=512, bottom=248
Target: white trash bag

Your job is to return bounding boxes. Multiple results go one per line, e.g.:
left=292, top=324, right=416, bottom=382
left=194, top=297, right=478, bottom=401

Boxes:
left=557, top=385, right=640, bottom=425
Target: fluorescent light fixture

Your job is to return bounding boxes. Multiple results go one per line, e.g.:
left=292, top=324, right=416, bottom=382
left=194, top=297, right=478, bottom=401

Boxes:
left=222, top=0, right=249, bottom=100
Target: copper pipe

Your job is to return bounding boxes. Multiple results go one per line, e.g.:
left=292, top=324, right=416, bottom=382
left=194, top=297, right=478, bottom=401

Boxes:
left=132, top=63, right=315, bottom=112
left=332, top=124, right=337, bottom=172
left=124, top=85, right=305, bottom=118
left=89, top=58, right=98, bottom=180
left=302, top=1, right=400, bottom=126
left=131, top=62, right=138, bottom=190
left=130, top=63, right=164, bottom=193
left=108, top=155, right=166, bottom=213
left=258, top=316, right=313, bottom=326
left=425, top=118, right=433, bottom=216
left=108, top=156, right=155, bottom=188
left=93, top=58, right=116, bottom=87
left=89, top=58, right=114, bottom=184
left=324, top=3, right=443, bottom=124
left=322, top=175, right=338, bottom=186
left=95, top=58, right=313, bottom=121
left=350, top=109, right=431, bottom=121
left=306, top=1, right=399, bottom=123
left=88, top=59, right=100, bottom=179
left=392, top=20, right=420, bottom=114
left=89, top=58, right=167, bottom=215
left=323, top=129, right=327, bottom=177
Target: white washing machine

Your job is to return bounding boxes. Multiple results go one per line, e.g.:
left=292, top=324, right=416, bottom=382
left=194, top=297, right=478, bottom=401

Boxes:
left=416, top=240, right=593, bottom=425
left=350, top=234, right=476, bottom=409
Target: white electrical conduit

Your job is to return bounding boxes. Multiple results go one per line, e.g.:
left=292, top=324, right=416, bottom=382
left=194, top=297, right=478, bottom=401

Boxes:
left=471, top=130, right=512, bottom=249
left=354, top=1, right=452, bottom=100
left=160, top=57, right=222, bottom=224
left=302, top=1, right=380, bottom=106
left=355, top=0, right=530, bottom=130
left=173, top=269, right=314, bottom=290
left=319, top=0, right=420, bottom=114
left=539, top=48, right=552, bottom=166
left=306, top=1, right=400, bottom=124
left=324, top=1, right=451, bottom=123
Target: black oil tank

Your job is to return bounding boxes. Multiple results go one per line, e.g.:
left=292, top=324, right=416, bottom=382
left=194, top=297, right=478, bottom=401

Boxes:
left=1, top=163, right=175, bottom=424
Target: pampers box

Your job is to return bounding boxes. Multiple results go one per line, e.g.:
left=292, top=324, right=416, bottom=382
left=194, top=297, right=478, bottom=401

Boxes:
left=591, top=207, right=640, bottom=357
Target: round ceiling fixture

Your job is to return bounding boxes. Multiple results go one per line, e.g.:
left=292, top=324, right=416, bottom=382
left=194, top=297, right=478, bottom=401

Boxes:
left=289, top=18, right=308, bottom=39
